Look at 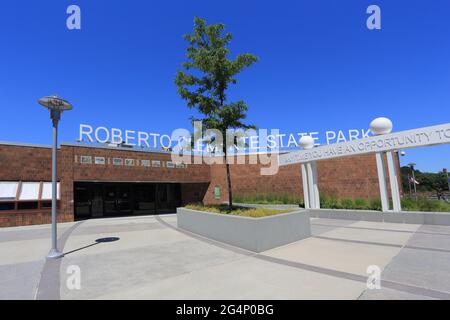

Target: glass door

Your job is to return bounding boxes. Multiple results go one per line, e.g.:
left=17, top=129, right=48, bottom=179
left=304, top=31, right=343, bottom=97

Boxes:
left=133, top=184, right=156, bottom=214
left=74, top=184, right=91, bottom=219
left=117, top=184, right=132, bottom=214
left=104, top=185, right=117, bottom=215
left=156, top=184, right=180, bottom=214
left=91, top=184, right=104, bottom=218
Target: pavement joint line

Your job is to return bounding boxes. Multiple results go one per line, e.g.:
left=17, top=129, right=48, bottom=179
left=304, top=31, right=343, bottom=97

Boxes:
left=313, top=235, right=450, bottom=254
left=312, top=222, right=450, bottom=237
left=256, top=254, right=450, bottom=300
left=313, top=235, right=405, bottom=248
left=73, top=213, right=173, bottom=225
left=34, top=220, right=85, bottom=300
left=154, top=215, right=256, bottom=257
left=156, top=215, right=450, bottom=300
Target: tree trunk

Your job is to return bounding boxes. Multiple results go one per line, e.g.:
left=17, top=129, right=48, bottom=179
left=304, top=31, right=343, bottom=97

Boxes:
left=225, top=156, right=233, bottom=210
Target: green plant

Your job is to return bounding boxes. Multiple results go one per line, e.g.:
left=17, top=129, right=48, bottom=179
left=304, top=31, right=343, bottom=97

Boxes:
left=369, top=199, right=382, bottom=211
left=233, top=193, right=303, bottom=206
left=354, top=198, right=369, bottom=210
left=185, top=203, right=293, bottom=218
left=401, top=197, right=419, bottom=211
left=400, top=166, right=448, bottom=196
left=320, top=194, right=341, bottom=209
left=340, top=198, right=354, bottom=209
left=176, top=17, right=258, bottom=210
left=400, top=197, right=450, bottom=212
left=235, top=193, right=450, bottom=212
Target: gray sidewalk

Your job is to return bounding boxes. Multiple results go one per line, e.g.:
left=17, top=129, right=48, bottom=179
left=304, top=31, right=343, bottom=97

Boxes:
left=1, top=214, right=450, bottom=299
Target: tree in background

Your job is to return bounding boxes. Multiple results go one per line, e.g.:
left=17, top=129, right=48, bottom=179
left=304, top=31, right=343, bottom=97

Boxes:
left=400, top=166, right=449, bottom=197
left=175, top=17, right=258, bottom=209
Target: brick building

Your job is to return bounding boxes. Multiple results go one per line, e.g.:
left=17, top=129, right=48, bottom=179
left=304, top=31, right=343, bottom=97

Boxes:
left=0, top=141, right=397, bottom=227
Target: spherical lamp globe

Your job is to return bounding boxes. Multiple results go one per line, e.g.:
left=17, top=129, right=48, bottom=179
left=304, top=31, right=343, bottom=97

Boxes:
left=299, top=135, right=315, bottom=150
left=369, top=117, right=393, bottom=135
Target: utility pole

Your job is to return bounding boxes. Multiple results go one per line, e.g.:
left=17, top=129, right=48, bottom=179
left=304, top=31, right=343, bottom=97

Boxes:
left=408, top=163, right=417, bottom=200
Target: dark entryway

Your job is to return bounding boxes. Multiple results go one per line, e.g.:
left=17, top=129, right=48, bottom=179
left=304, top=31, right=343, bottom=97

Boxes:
left=74, top=182, right=181, bottom=220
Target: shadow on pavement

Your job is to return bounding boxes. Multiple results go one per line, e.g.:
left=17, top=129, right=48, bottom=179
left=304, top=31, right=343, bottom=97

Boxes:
left=63, top=237, right=120, bottom=256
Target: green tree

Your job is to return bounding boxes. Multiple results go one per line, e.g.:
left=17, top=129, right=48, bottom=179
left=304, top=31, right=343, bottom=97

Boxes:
left=400, top=166, right=448, bottom=197
left=176, top=17, right=258, bottom=209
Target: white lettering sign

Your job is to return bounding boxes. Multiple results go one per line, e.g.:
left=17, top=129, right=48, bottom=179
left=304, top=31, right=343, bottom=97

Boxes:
left=78, top=123, right=374, bottom=151
left=279, top=123, right=450, bottom=166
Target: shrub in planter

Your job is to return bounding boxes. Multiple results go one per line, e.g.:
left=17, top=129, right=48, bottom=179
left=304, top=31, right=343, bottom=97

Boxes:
left=354, top=198, right=369, bottom=210
left=369, top=199, right=382, bottom=211
left=320, top=194, right=341, bottom=209
left=340, top=198, right=354, bottom=209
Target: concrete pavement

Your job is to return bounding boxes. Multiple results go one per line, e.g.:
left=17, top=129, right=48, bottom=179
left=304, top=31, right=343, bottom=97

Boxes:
left=1, top=214, right=450, bottom=299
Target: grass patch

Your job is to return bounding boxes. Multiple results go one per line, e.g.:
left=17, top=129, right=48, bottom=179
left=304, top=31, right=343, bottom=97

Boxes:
left=233, top=193, right=304, bottom=205
left=233, top=193, right=450, bottom=212
left=401, top=197, right=450, bottom=212
left=185, top=204, right=294, bottom=218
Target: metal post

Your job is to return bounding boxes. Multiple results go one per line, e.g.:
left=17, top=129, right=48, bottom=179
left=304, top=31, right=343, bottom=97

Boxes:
left=306, top=162, right=316, bottom=209
left=407, top=174, right=412, bottom=198
left=447, top=170, right=450, bottom=192
left=375, top=152, right=389, bottom=212
left=38, top=96, right=72, bottom=259
left=311, top=162, right=320, bottom=209
left=301, top=164, right=310, bottom=209
left=411, top=166, right=417, bottom=200
left=386, top=151, right=402, bottom=212
left=47, top=110, right=63, bottom=259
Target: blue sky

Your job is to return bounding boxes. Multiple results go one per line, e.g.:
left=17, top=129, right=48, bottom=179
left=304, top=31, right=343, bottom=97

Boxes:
left=0, top=0, right=449, bottom=172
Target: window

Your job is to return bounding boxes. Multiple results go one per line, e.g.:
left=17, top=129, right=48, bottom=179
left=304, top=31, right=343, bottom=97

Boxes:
left=113, top=158, right=123, bottom=166
left=42, top=182, right=61, bottom=200
left=0, top=181, right=60, bottom=211
left=166, top=161, right=175, bottom=168
left=41, top=201, right=52, bottom=208
left=18, top=202, right=38, bottom=210
left=19, top=182, right=40, bottom=200
left=125, top=159, right=135, bottom=166
left=141, top=160, right=151, bottom=167
left=95, top=157, right=105, bottom=165
left=0, top=182, right=18, bottom=200
left=80, top=156, right=92, bottom=164
left=0, top=202, right=15, bottom=210
left=176, top=162, right=186, bottom=168
left=152, top=160, right=161, bottom=168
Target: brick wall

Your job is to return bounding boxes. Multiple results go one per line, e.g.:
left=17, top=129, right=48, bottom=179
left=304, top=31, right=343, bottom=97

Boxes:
left=61, top=145, right=211, bottom=215
left=0, top=142, right=401, bottom=227
left=0, top=143, right=211, bottom=226
left=203, top=153, right=401, bottom=205
left=0, top=144, right=54, bottom=226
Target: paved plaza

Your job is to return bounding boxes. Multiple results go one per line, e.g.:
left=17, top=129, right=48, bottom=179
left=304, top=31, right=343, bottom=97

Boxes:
left=1, top=213, right=450, bottom=300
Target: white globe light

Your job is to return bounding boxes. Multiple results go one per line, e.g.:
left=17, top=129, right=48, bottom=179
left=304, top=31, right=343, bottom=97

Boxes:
left=299, top=135, right=315, bottom=150
left=369, top=117, right=393, bottom=135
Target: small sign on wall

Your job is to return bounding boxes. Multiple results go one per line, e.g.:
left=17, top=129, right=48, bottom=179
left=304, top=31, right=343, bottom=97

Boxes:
left=214, top=186, right=221, bottom=200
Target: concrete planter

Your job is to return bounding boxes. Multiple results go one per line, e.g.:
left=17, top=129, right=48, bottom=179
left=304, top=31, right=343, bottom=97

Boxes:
left=308, top=208, right=450, bottom=226
left=177, top=208, right=311, bottom=252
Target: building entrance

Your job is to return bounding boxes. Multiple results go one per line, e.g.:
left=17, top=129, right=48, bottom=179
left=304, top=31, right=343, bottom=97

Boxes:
left=74, top=182, right=181, bottom=220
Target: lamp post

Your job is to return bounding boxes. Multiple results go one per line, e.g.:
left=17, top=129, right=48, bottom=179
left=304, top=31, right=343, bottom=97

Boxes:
left=408, top=163, right=417, bottom=200
left=38, top=95, right=73, bottom=259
